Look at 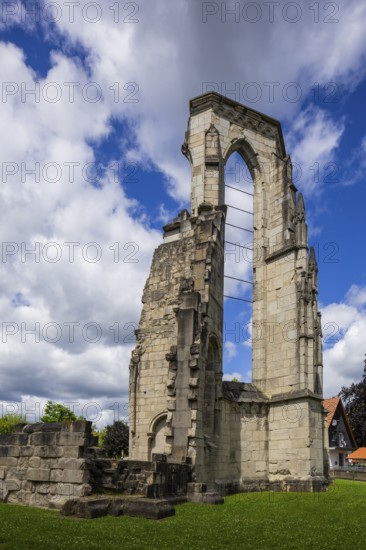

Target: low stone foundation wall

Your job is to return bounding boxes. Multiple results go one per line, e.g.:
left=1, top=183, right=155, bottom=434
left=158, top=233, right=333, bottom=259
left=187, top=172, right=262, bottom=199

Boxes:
left=0, top=421, right=192, bottom=511
left=0, top=420, right=97, bottom=508
left=92, top=457, right=192, bottom=498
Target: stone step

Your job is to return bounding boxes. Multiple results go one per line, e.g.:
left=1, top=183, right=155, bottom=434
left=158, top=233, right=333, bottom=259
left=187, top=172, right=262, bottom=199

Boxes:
left=61, top=496, right=176, bottom=520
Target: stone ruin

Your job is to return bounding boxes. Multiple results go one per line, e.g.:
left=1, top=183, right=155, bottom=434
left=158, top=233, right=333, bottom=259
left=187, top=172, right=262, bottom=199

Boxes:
left=0, top=92, right=329, bottom=519
left=129, top=92, right=328, bottom=496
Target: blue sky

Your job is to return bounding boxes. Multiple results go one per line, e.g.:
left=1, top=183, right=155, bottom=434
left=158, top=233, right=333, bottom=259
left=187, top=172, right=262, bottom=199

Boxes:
left=1, top=0, right=366, bottom=425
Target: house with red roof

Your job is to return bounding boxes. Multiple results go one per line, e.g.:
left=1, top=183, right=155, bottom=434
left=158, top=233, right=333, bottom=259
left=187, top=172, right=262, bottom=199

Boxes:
left=323, top=397, right=357, bottom=468
left=347, top=448, right=366, bottom=464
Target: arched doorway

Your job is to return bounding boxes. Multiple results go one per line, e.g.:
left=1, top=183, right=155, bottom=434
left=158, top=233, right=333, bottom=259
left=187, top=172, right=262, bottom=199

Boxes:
left=148, top=412, right=167, bottom=458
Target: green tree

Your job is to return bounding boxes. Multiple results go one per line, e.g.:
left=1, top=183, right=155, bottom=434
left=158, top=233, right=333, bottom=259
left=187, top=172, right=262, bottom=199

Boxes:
left=0, top=414, right=25, bottom=434
left=40, top=401, right=78, bottom=423
left=102, top=421, right=129, bottom=458
left=339, top=356, right=366, bottom=447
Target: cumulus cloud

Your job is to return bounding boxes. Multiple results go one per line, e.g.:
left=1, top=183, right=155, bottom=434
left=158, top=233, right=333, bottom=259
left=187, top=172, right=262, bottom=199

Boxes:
left=0, top=40, right=160, bottom=425
left=286, top=105, right=345, bottom=196
left=322, top=285, right=366, bottom=397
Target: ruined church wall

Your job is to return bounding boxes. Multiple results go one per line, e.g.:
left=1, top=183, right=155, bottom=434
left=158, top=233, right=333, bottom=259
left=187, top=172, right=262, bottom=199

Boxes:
left=216, top=397, right=325, bottom=488
left=254, top=249, right=301, bottom=395
left=238, top=402, right=269, bottom=482
left=0, top=421, right=97, bottom=508
left=129, top=93, right=327, bottom=488
left=267, top=399, right=325, bottom=481
left=188, top=210, right=225, bottom=480
left=212, top=398, right=241, bottom=482
left=214, top=399, right=269, bottom=485
left=187, top=99, right=316, bottom=401
left=130, top=235, right=195, bottom=461
left=130, top=206, right=226, bottom=476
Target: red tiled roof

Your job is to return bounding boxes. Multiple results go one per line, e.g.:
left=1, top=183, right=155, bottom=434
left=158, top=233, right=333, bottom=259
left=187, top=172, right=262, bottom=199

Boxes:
left=323, top=397, right=340, bottom=429
left=347, top=448, right=366, bottom=460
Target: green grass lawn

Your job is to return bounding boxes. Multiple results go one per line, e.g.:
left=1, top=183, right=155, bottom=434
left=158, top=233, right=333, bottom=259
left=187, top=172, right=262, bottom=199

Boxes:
left=0, top=480, right=365, bottom=550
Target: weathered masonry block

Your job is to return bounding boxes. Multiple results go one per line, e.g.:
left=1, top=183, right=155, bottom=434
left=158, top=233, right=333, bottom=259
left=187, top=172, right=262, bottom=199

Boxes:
left=129, top=92, right=329, bottom=492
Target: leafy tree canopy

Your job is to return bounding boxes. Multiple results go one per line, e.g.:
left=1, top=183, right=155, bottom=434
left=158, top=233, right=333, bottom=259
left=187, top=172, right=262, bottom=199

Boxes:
left=102, top=420, right=129, bottom=458
left=40, top=401, right=79, bottom=423
left=339, top=356, right=366, bottom=447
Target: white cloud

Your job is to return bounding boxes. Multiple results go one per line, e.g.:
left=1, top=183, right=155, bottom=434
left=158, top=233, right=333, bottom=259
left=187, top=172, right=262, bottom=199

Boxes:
left=322, top=285, right=366, bottom=397
left=0, top=1, right=25, bottom=30
left=0, top=41, right=161, bottom=423
left=286, top=105, right=345, bottom=195
left=321, top=303, right=361, bottom=336
left=346, top=284, right=366, bottom=308
left=224, top=341, right=238, bottom=362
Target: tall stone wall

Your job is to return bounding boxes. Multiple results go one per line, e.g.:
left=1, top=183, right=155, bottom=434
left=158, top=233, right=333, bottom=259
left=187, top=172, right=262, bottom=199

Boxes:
left=215, top=383, right=269, bottom=487
left=267, top=397, right=325, bottom=485
left=0, top=421, right=97, bottom=508
left=186, top=92, right=323, bottom=399
left=129, top=205, right=226, bottom=483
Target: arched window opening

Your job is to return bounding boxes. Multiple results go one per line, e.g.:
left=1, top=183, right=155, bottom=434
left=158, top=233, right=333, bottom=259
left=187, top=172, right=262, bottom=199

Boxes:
left=223, top=151, right=254, bottom=384
left=149, top=414, right=167, bottom=458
